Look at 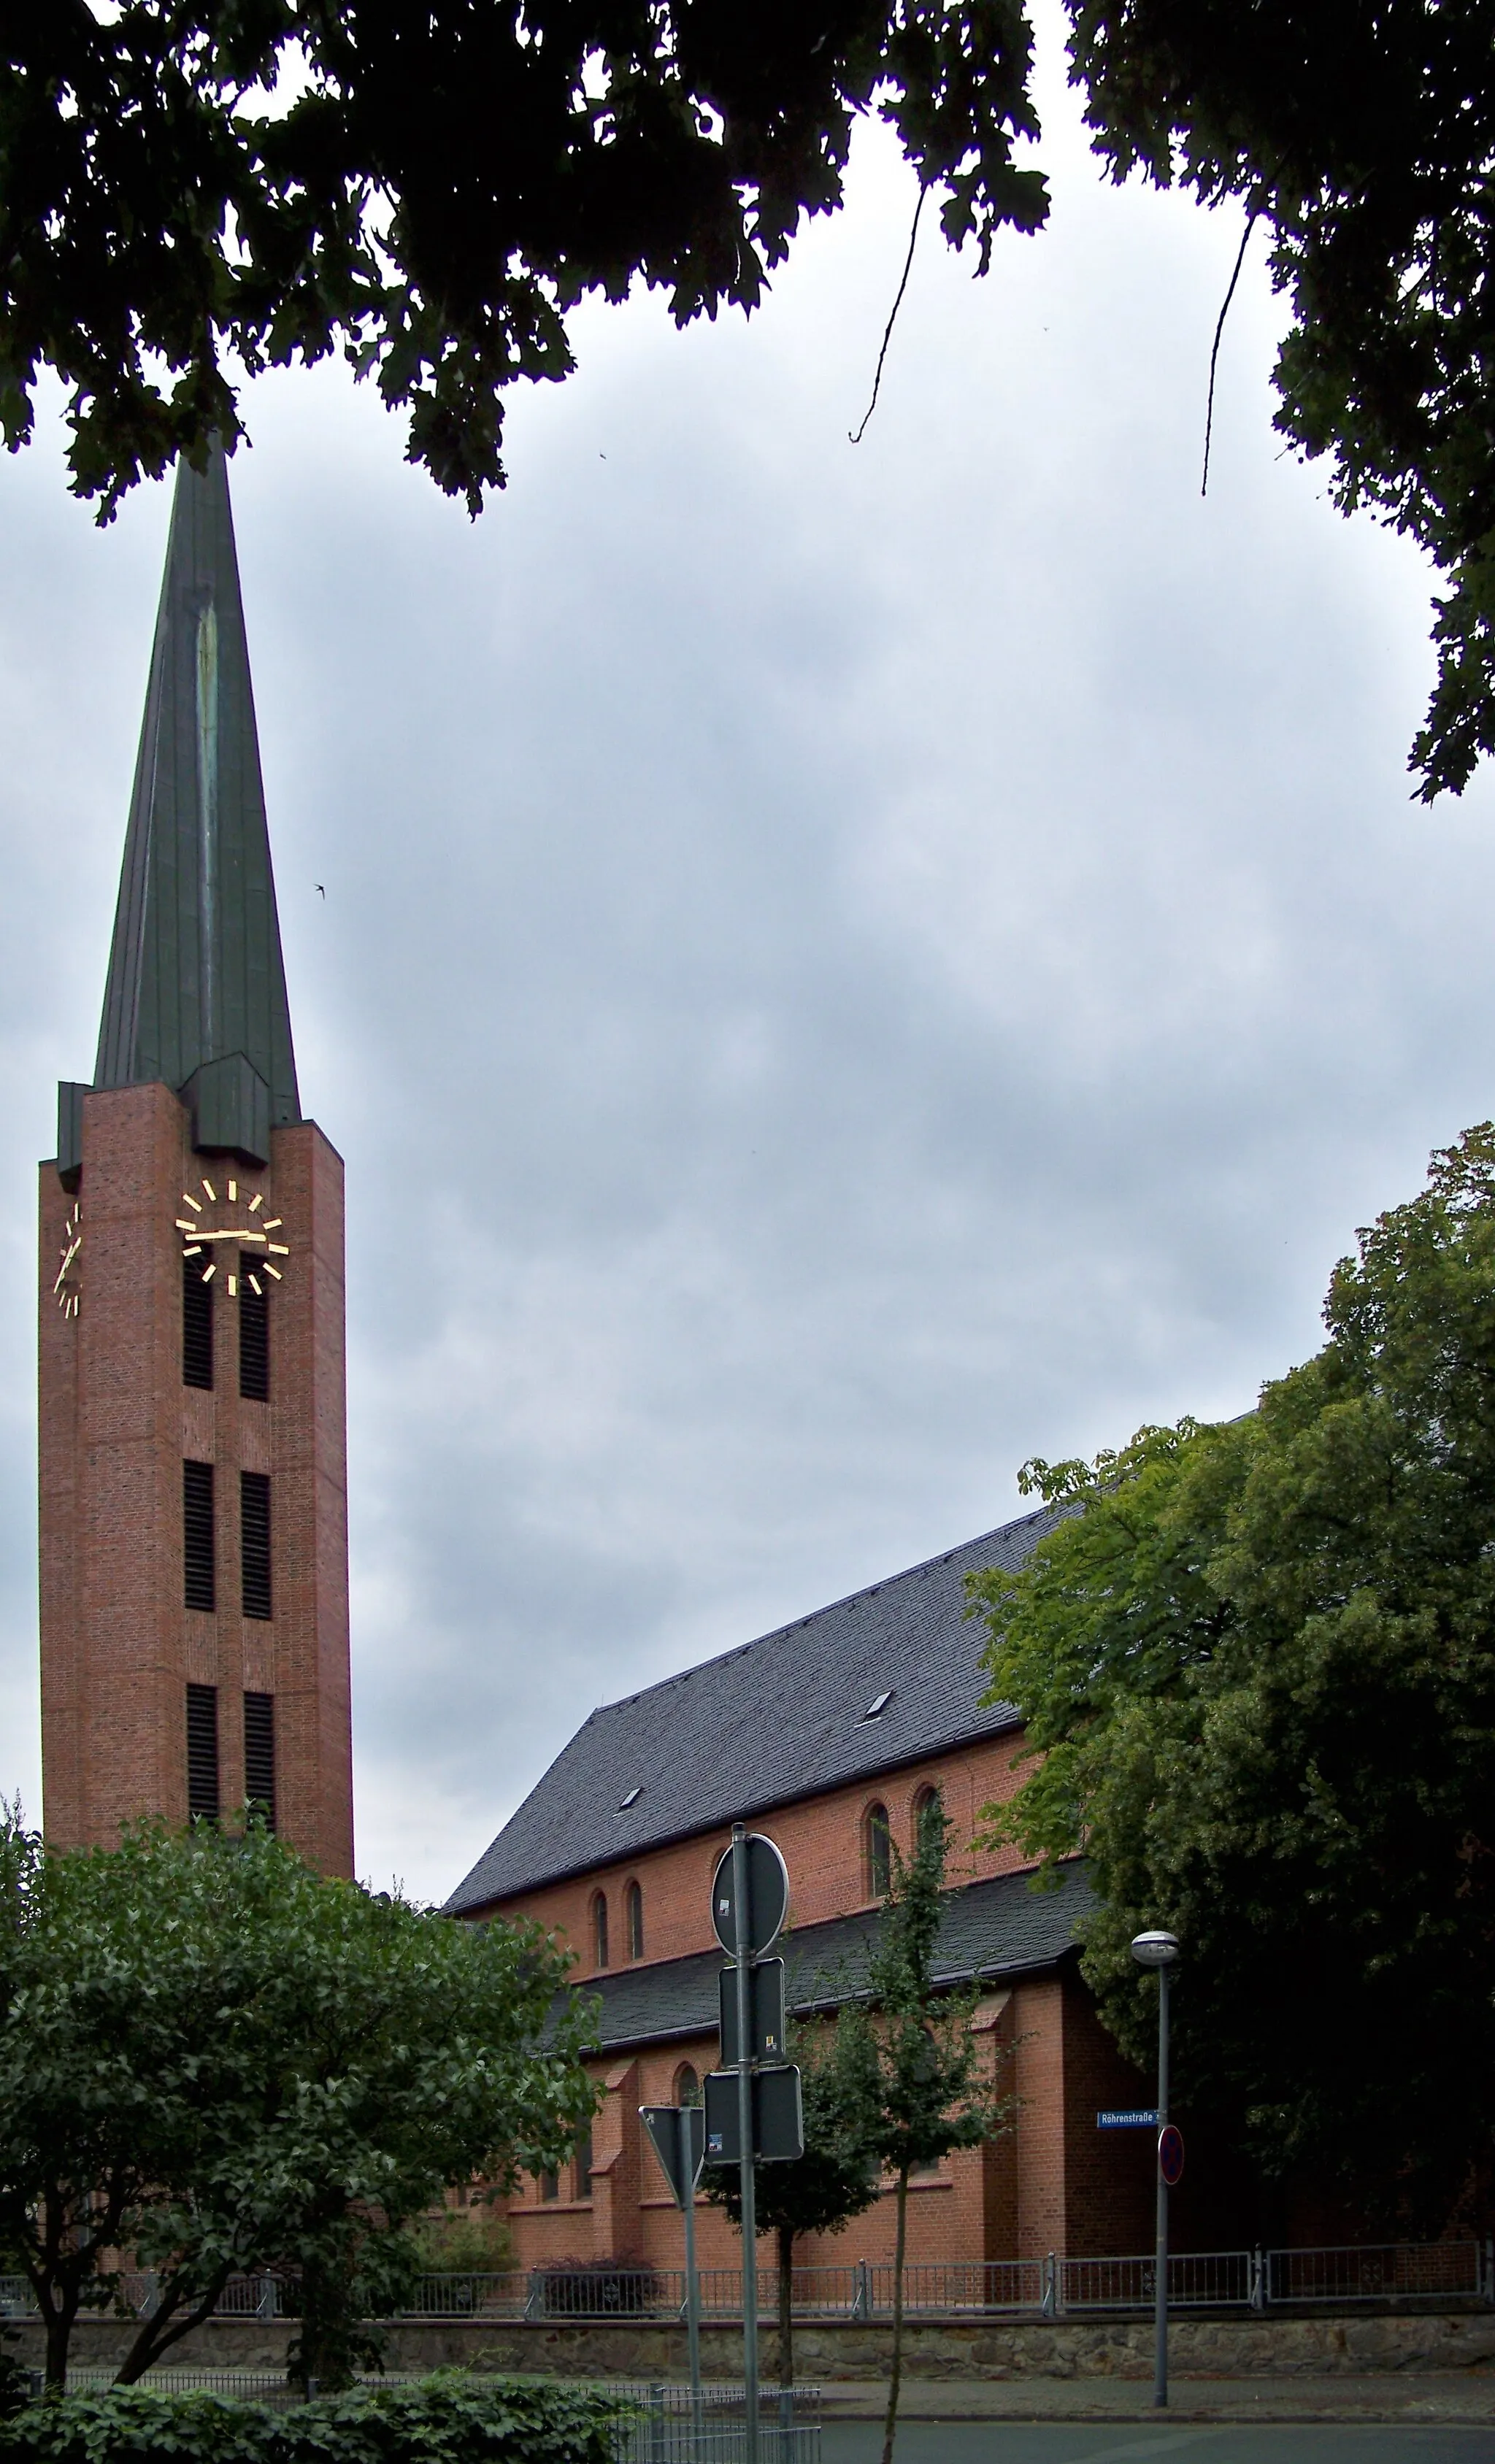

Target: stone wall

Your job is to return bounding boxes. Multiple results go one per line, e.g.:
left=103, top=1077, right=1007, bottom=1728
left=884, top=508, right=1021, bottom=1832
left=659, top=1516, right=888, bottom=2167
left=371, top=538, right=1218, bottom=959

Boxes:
left=16, top=2307, right=1495, bottom=2383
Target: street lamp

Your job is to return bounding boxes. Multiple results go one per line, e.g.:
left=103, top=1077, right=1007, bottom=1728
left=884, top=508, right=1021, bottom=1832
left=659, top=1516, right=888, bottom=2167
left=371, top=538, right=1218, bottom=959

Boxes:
left=1131, top=1930, right=1180, bottom=2410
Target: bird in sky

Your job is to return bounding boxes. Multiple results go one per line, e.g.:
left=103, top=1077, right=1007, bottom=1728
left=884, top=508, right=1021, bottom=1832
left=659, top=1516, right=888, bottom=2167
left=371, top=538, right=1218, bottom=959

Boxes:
left=315, top=884, right=326, bottom=898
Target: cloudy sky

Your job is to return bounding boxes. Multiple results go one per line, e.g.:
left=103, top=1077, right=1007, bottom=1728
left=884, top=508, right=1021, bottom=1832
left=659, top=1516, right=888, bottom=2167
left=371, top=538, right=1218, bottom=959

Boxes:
left=3, top=10, right=1494, bottom=1905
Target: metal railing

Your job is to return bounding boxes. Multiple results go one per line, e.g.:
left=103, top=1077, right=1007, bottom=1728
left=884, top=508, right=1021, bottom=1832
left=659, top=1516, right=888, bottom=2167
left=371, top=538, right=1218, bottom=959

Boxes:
left=613, top=2383, right=819, bottom=2464
left=5, top=2238, right=1491, bottom=2332
left=1266, top=2241, right=1489, bottom=2306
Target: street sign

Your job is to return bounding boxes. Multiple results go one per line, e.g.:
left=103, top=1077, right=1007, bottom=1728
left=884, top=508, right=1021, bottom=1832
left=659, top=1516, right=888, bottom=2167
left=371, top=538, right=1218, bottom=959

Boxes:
left=703, top=2065, right=804, bottom=2165
left=711, top=1833, right=789, bottom=1957
left=718, top=1957, right=786, bottom=2065
left=640, top=2103, right=707, bottom=2209
left=1097, top=2109, right=1159, bottom=2130
left=1158, top=2124, right=1185, bottom=2187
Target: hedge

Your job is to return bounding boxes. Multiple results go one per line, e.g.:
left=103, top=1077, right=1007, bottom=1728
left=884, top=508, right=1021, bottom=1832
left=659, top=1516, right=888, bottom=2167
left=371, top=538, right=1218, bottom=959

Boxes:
left=0, top=2373, right=626, bottom=2463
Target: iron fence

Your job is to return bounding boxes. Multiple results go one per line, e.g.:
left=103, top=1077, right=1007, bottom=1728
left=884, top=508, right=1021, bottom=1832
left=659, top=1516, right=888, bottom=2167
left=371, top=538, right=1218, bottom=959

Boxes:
left=6, top=2241, right=1491, bottom=2336
left=612, top=2383, right=819, bottom=2464
left=1266, top=2241, right=1489, bottom=2306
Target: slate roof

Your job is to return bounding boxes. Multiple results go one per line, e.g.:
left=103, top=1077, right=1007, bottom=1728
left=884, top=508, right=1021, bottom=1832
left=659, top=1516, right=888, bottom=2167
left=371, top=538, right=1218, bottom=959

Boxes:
left=445, top=1506, right=1065, bottom=1912
left=569, top=1863, right=1095, bottom=2053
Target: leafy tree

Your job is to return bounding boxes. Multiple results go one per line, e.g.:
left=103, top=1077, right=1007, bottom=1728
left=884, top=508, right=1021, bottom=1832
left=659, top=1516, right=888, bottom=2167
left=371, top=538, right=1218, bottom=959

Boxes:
left=1069, top=0, right=1495, bottom=801
left=834, top=1806, right=1010, bottom=2464
left=970, top=1123, right=1495, bottom=2227
left=704, top=2014, right=880, bottom=2391
left=5, top=4, right=1495, bottom=793
left=0, top=1812, right=597, bottom=2390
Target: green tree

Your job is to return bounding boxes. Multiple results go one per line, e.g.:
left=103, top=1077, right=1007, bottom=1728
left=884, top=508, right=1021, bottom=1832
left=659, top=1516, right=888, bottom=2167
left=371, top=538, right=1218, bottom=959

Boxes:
left=834, top=1807, right=1010, bottom=2464
left=6, top=4, right=1495, bottom=793
left=704, top=2015, right=880, bottom=2391
left=0, top=1812, right=597, bottom=2390
left=970, top=1123, right=1495, bottom=2225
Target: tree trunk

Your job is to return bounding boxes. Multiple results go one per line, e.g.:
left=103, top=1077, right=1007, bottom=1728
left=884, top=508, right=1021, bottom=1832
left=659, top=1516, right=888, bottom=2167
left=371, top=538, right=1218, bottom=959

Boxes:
left=42, top=2285, right=77, bottom=2392
left=880, top=2168, right=910, bottom=2464
left=777, top=2221, right=794, bottom=2392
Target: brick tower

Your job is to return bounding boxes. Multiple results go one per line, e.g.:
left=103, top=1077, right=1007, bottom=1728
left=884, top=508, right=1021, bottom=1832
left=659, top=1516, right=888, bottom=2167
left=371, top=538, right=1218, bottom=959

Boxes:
left=38, top=445, right=353, bottom=1875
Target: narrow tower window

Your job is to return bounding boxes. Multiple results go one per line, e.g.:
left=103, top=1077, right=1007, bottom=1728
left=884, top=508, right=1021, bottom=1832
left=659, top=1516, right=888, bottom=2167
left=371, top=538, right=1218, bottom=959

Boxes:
left=182, top=1258, right=213, bottom=1389
left=241, top=1473, right=272, bottom=1620
left=183, top=1460, right=215, bottom=1611
left=239, top=1277, right=269, bottom=1400
left=865, top=1801, right=891, bottom=1899
left=244, top=1691, right=276, bottom=1830
left=625, top=1878, right=645, bottom=1961
left=591, top=1891, right=610, bottom=1971
left=675, top=2063, right=700, bottom=2108
left=186, top=1682, right=220, bottom=1822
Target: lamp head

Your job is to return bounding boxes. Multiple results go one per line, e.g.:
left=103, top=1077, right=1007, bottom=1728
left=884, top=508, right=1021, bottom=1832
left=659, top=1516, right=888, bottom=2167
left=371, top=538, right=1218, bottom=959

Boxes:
left=1131, top=1929, right=1180, bottom=1968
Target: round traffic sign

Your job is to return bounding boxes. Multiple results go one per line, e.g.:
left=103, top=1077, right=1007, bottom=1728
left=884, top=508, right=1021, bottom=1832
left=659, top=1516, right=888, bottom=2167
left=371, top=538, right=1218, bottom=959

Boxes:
left=712, top=1833, right=790, bottom=1957
left=1158, top=2123, right=1185, bottom=2186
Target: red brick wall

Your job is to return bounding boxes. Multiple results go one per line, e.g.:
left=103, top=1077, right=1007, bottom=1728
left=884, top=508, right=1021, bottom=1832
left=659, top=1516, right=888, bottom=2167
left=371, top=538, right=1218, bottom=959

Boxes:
left=38, top=1086, right=353, bottom=1874
left=486, top=1731, right=1034, bottom=1981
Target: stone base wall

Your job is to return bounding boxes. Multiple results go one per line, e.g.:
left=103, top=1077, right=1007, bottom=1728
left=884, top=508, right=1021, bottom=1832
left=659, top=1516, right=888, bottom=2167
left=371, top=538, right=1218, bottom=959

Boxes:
left=14, top=2308, right=1495, bottom=2383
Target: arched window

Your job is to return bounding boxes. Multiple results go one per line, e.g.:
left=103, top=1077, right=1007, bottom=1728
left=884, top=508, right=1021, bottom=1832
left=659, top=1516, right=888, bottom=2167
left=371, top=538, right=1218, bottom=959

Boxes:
left=865, top=1802, right=891, bottom=1899
left=625, top=1878, right=645, bottom=1960
left=675, top=2063, right=700, bottom=2107
left=539, top=2167, right=560, bottom=2202
left=574, top=2126, right=593, bottom=2198
left=913, top=1784, right=945, bottom=1845
left=591, top=1892, right=610, bottom=1971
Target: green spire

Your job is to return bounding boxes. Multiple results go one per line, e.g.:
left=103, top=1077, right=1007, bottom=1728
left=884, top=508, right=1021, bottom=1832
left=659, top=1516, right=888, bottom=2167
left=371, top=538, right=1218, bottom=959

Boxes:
left=73, top=442, right=300, bottom=1167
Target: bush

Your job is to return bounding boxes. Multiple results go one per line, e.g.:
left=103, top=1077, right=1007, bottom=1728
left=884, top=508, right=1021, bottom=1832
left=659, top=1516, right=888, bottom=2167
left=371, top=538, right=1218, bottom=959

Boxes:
left=0, top=2372, right=625, bottom=2463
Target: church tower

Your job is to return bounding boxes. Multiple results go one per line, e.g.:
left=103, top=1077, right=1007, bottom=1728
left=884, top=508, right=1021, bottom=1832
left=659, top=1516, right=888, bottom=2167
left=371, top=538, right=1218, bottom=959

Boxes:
left=38, top=445, right=353, bottom=1875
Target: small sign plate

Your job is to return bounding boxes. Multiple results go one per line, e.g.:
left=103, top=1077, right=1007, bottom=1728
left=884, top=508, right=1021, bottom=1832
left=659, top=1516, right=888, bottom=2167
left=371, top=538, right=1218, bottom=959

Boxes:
left=711, top=1836, right=790, bottom=1958
left=703, top=2065, right=804, bottom=2165
left=1158, top=2123, right=1185, bottom=2186
left=640, top=2104, right=706, bottom=2209
left=718, top=1957, right=787, bottom=2066
left=1096, top=2110, right=1159, bottom=2130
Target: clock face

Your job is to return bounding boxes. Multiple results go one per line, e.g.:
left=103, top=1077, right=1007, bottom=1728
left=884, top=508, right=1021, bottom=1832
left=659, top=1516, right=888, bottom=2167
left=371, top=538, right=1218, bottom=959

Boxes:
left=176, top=1174, right=291, bottom=1298
left=54, top=1199, right=81, bottom=1316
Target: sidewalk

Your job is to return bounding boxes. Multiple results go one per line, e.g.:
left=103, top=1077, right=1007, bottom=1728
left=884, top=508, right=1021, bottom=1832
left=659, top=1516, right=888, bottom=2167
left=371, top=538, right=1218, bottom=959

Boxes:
left=817, top=2375, right=1495, bottom=2426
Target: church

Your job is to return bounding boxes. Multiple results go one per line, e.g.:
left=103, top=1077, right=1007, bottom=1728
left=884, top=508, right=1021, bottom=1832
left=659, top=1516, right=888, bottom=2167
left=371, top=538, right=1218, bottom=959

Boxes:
left=37, top=444, right=353, bottom=1876
left=444, top=1517, right=1204, bottom=2276
left=35, top=444, right=1204, bottom=2279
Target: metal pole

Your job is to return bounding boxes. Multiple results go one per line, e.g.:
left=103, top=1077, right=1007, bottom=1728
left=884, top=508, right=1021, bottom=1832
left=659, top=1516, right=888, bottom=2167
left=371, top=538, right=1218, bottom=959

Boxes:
left=731, top=1823, right=760, bottom=2464
left=680, top=2107, right=703, bottom=2443
left=1154, top=1961, right=1170, bottom=2410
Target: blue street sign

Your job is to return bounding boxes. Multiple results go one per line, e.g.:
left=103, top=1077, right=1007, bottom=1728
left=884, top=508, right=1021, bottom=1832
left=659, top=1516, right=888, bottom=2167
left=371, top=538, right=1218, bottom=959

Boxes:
left=1097, top=2109, right=1159, bottom=2129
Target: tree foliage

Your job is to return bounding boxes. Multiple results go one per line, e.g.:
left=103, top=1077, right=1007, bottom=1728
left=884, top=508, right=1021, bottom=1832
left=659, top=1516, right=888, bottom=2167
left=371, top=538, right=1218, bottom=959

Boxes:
left=5, top=3, right=1495, bottom=792
left=704, top=2013, right=880, bottom=2388
left=0, top=0, right=1044, bottom=517
left=0, top=1814, right=596, bottom=2390
left=970, top=1123, right=1495, bottom=2224
left=1071, top=0, right=1495, bottom=801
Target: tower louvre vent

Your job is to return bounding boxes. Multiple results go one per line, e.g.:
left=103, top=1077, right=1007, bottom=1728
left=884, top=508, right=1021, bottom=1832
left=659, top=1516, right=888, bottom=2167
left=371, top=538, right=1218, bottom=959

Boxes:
left=241, top=1471, right=272, bottom=1620
left=239, top=1276, right=269, bottom=1399
left=244, top=1690, right=276, bottom=1830
left=186, top=1682, right=220, bottom=1822
left=182, top=1257, right=213, bottom=1389
left=183, top=1460, right=215, bottom=1611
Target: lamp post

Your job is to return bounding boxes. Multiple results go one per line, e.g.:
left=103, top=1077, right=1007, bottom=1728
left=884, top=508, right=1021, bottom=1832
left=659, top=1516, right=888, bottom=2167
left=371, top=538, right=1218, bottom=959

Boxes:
left=1131, top=1929, right=1180, bottom=2410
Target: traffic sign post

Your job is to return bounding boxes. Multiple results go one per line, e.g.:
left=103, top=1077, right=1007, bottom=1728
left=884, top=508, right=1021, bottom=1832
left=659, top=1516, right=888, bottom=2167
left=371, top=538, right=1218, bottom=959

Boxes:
left=706, top=1824, right=800, bottom=2464
left=640, top=2103, right=705, bottom=2437
left=730, top=1825, right=760, bottom=2464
